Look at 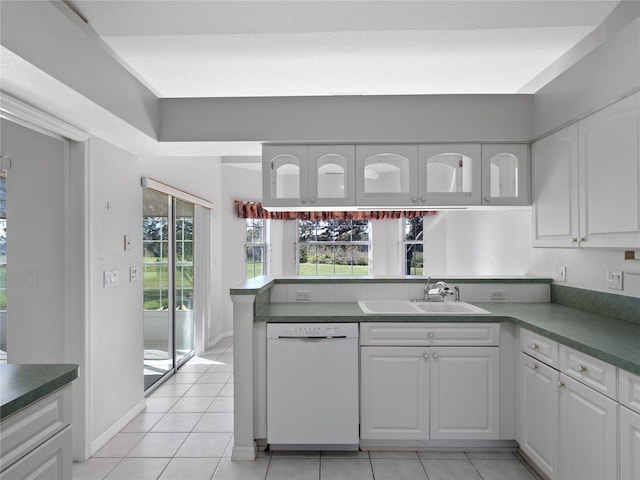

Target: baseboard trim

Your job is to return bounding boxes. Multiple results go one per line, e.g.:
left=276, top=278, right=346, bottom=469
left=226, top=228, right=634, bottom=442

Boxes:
left=90, top=398, right=146, bottom=456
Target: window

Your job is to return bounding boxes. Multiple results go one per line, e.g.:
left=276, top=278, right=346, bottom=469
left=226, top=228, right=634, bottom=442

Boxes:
left=245, top=219, right=265, bottom=279
left=403, top=217, right=424, bottom=275
left=298, top=219, right=370, bottom=276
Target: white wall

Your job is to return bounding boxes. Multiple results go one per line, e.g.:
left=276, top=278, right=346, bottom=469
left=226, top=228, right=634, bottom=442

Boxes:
left=88, top=137, right=145, bottom=447
left=220, top=163, right=262, bottom=336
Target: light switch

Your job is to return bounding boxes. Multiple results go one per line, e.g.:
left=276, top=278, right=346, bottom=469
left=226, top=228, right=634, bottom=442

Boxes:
left=130, top=266, right=139, bottom=282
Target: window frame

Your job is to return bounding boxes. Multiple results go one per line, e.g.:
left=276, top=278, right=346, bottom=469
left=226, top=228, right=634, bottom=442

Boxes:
left=245, top=218, right=266, bottom=279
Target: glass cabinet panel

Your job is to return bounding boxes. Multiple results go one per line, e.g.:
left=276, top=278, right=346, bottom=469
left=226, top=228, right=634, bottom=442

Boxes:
left=272, top=155, right=301, bottom=199
left=481, top=144, right=530, bottom=205
left=363, top=154, right=411, bottom=194
left=316, top=154, right=346, bottom=199
left=418, top=144, right=481, bottom=205
left=262, top=145, right=309, bottom=207
left=425, top=153, right=473, bottom=194
left=489, top=153, right=518, bottom=198
left=355, top=145, right=418, bottom=206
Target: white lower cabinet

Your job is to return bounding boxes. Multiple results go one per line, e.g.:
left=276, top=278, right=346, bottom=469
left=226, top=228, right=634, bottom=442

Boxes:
left=360, top=346, right=429, bottom=440
left=518, top=353, right=559, bottom=479
left=620, top=406, right=640, bottom=480
left=559, top=374, right=618, bottom=480
left=360, top=324, right=500, bottom=443
left=429, top=347, right=499, bottom=440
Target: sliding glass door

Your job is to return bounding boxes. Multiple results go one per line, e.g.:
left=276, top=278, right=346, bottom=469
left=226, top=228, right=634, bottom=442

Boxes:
left=174, top=199, right=195, bottom=366
left=143, top=190, right=196, bottom=390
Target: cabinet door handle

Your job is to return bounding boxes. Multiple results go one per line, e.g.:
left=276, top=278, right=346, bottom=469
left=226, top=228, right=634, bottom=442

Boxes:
left=558, top=380, right=565, bottom=388
left=532, top=363, right=539, bottom=370
left=428, top=332, right=435, bottom=338
left=309, top=197, right=316, bottom=203
left=301, top=197, right=307, bottom=203
left=420, top=196, right=426, bottom=202
left=570, top=237, right=578, bottom=243
left=411, top=196, right=418, bottom=203
left=423, top=353, right=429, bottom=359
left=531, top=343, right=539, bottom=350
left=432, top=353, right=439, bottom=359
left=484, top=196, right=491, bottom=202
left=578, top=364, right=587, bottom=373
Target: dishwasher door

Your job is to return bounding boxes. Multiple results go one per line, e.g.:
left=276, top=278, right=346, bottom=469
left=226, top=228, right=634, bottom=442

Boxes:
left=267, top=323, right=359, bottom=450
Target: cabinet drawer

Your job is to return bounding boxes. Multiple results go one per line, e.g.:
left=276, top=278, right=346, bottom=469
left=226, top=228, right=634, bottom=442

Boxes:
left=0, top=425, right=71, bottom=480
left=0, top=386, right=71, bottom=472
left=520, top=329, right=558, bottom=368
left=620, top=369, right=640, bottom=414
left=360, top=323, right=499, bottom=346
left=559, top=345, right=617, bottom=399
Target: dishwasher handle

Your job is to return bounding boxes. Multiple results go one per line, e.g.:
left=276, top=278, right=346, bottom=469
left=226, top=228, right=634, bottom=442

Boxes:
left=277, top=335, right=348, bottom=340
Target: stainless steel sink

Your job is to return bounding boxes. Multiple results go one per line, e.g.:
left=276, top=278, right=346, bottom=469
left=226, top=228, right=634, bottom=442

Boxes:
left=358, top=300, right=490, bottom=315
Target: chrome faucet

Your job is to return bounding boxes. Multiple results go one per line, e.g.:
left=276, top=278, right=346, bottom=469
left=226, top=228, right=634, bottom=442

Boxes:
left=425, top=279, right=453, bottom=302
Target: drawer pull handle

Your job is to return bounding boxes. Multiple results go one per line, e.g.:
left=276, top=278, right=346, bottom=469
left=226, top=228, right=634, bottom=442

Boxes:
left=428, top=332, right=435, bottom=338
left=531, top=343, right=539, bottom=350
left=578, top=364, right=587, bottom=373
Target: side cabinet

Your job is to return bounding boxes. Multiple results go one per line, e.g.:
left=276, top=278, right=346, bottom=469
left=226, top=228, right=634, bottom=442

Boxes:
left=559, top=374, right=618, bottom=480
left=620, top=406, right=640, bottom=480
left=360, top=346, right=430, bottom=440
left=518, top=352, right=559, bottom=479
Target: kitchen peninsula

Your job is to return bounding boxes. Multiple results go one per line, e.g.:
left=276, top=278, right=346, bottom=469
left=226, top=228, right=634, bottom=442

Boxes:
left=230, top=276, right=640, bottom=479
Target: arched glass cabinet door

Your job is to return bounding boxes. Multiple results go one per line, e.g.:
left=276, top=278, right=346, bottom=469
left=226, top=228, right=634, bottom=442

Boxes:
left=262, top=145, right=309, bottom=207
left=481, top=144, right=530, bottom=205
left=418, top=144, right=481, bottom=205
left=355, top=144, right=418, bottom=206
left=309, top=145, right=355, bottom=206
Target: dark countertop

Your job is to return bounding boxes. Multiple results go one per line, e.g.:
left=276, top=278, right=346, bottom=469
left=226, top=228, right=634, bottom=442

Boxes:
left=0, top=364, right=78, bottom=420
left=256, top=301, right=640, bottom=376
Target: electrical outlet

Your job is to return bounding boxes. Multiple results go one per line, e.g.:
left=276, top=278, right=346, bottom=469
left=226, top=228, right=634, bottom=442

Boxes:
left=295, top=290, right=312, bottom=302
left=490, top=290, right=506, bottom=301
left=607, top=270, right=623, bottom=290
left=558, top=266, right=566, bottom=283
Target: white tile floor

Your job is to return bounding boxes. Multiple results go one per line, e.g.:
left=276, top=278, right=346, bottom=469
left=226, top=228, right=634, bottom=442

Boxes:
left=73, top=337, right=541, bottom=480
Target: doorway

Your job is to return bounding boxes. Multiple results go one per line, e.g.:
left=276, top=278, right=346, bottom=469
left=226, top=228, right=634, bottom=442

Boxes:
left=142, top=189, right=196, bottom=390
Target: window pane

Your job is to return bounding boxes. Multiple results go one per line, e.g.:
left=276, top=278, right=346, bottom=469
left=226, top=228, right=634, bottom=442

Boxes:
left=404, top=244, right=424, bottom=275
left=298, top=220, right=371, bottom=276
left=404, top=217, right=423, bottom=241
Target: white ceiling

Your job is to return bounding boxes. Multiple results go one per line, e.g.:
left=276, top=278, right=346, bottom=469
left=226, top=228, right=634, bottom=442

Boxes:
left=66, top=0, right=621, bottom=98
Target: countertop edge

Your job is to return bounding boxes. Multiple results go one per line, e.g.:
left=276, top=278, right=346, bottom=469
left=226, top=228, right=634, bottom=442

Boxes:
left=1, top=365, right=79, bottom=420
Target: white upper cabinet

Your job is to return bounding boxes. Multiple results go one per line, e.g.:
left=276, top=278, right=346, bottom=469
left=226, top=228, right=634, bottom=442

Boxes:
left=418, top=144, right=481, bottom=205
left=263, top=144, right=355, bottom=208
left=262, top=144, right=308, bottom=208
left=355, top=144, right=419, bottom=207
left=578, top=92, right=640, bottom=248
left=481, top=144, right=530, bottom=206
left=309, top=145, right=355, bottom=207
left=533, top=93, right=640, bottom=248
left=532, top=124, right=580, bottom=247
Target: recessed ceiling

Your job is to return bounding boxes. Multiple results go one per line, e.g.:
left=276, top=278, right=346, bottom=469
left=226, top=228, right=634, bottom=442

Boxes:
left=66, top=0, right=620, bottom=98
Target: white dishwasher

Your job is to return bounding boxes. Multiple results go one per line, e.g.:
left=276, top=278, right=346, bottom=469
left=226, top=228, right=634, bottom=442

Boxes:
left=267, top=323, right=359, bottom=450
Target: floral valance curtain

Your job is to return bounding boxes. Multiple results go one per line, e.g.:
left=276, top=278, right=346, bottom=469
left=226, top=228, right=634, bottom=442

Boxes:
left=234, top=200, right=436, bottom=220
